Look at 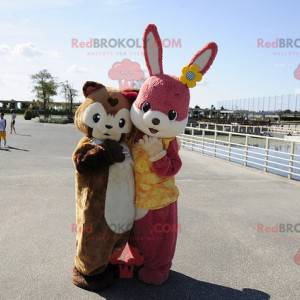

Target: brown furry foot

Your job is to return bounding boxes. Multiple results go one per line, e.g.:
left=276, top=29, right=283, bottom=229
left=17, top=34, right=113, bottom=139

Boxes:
left=72, top=265, right=115, bottom=292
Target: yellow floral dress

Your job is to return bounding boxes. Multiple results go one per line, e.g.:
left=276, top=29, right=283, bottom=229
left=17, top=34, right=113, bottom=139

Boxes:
left=131, top=138, right=179, bottom=210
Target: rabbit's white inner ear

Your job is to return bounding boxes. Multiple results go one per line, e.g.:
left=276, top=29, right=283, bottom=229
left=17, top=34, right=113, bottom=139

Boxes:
left=146, top=32, right=161, bottom=75
left=193, top=49, right=212, bottom=72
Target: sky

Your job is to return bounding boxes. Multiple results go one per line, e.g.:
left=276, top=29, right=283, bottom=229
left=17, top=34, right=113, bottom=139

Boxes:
left=0, top=0, right=300, bottom=108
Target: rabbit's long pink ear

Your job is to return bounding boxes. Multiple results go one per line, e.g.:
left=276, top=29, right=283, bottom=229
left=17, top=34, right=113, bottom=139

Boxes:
left=188, top=42, right=218, bottom=75
left=143, top=24, right=163, bottom=76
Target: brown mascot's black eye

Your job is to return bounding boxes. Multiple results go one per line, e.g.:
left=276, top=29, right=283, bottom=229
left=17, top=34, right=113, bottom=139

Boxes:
left=142, top=102, right=151, bottom=113
left=168, top=110, right=177, bottom=121
left=93, top=113, right=101, bottom=123
left=119, top=118, right=126, bottom=128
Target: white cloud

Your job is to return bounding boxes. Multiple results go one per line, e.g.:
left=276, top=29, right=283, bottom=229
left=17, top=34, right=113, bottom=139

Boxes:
left=0, top=43, right=42, bottom=58
left=0, top=44, right=10, bottom=55
left=48, top=50, right=62, bottom=59
left=12, top=43, right=42, bottom=58
left=67, top=64, right=88, bottom=73
left=0, top=78, right=6, bottom=87
left=0, top=43, right=61, bottom=60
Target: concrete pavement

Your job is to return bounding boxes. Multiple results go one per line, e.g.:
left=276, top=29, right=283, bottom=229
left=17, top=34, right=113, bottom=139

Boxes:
left=0, top=118, right=300, bottom=299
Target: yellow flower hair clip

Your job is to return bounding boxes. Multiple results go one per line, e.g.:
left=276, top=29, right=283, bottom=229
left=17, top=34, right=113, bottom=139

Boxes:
left=179, top=64, right=203, bottom=88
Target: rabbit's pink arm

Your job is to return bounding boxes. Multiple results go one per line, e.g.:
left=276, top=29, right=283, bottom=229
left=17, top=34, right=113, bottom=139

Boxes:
left=151, top=139, right=182, bottom=177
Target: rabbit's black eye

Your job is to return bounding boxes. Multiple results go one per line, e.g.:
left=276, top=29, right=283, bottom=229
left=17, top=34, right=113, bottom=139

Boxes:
left=93, top=113, right=101, bottom=123
left=142, top=102, right=151, bottom=113
left=168, top=110, right=177, bottom=121
left=119, top=118, right=126, bottom=128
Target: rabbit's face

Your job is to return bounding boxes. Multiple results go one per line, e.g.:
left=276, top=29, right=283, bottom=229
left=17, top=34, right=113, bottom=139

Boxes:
left=130, top=74, right=189, bottom=138
left=131, top=24, right=218, bottom=138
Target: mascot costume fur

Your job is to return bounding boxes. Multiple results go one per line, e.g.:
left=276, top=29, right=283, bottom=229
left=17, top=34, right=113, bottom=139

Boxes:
left=130, top=24, right=218, bottom=285
left=72, top=81, right=138, bottom=291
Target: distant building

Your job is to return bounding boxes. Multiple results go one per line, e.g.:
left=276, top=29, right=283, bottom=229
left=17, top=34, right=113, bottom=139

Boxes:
left=0, top=99, right=81, bottom=113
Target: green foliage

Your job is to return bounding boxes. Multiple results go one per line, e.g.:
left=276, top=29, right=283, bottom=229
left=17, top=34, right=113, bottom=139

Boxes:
left=39, top=117, right=73, bottom=124
left=24, top=110, right=33, bottom=120
left=31, top=69, right=58, bottom=117
left=60, top=81, right=78, bottom=117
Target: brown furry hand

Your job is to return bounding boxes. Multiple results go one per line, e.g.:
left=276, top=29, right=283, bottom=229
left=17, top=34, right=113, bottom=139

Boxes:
left=102, top=139, right=125, bottom=163
left=74, top=140, right=125, bottom=173
left=75, top=144, right=109, bottom=173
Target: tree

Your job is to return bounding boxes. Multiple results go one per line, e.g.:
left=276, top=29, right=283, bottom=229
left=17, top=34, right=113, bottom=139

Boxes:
left=60, top=81, right=78, bottom=118
left=31, top=70, right=58, bottom=118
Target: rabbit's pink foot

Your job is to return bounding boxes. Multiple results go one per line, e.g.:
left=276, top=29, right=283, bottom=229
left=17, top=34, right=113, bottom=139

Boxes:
left=138, top=267, right=169, bottom=285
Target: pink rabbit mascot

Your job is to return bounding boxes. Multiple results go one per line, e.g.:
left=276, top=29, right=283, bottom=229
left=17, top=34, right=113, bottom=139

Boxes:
left=130, top=24, right=218, bottom=285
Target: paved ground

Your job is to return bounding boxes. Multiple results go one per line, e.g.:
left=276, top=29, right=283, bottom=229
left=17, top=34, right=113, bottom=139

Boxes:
left=1, top=118, right=300, bottom=300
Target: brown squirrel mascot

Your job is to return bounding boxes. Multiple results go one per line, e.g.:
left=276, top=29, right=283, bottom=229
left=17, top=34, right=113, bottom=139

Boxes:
left=72, top=81, right=138, bottom=291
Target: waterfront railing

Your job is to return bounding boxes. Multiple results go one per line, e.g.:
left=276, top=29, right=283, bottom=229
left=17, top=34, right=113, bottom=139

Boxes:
left=181, top=127, right=300, bottom=181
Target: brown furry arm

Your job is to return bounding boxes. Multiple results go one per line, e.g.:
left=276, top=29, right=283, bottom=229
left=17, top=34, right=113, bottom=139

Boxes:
left=72, top=138, right=125, bottom=173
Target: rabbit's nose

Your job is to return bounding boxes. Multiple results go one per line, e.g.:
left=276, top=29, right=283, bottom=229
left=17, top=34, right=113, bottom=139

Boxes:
left=105, top=125, right=113, bottom=129
left=152, top=118, right=160, bottom=125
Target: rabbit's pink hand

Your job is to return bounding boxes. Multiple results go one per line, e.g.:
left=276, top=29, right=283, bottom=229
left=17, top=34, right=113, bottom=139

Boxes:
left=138, top=136, right=166, bottom=162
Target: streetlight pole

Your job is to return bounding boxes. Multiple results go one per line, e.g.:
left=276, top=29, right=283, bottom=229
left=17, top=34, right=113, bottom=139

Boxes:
left=287, top=94, right=291, bottom=111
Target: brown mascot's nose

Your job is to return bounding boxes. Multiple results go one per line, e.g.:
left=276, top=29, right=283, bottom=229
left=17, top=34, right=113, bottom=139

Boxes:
left=105, top=125, right=113, bottom=129
left=152, top=118, right=160, bottom=125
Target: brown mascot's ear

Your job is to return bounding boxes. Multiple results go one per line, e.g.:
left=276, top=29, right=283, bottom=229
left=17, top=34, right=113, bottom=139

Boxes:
left=74, top=98, right=93, bottom=135
left=121, top=89, right=139, bottom=102
left=83, top=81, right=104, bottom=97
left=74, top=81, right=104, bottom=136
left=121, top=89, right=139, bottom=144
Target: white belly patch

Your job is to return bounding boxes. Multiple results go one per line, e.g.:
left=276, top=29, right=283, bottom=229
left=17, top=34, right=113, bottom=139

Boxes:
left=104, top=144, right=135, bottom=234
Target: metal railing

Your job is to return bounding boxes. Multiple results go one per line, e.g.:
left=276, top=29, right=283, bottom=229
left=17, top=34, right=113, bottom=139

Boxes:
left=195, top=122, right=300, bottom=136
left=268, top=126, right=300, bottom=135
left=180, top=127, right=300, bottom=181
left=217, top=94, right=300, bottom=112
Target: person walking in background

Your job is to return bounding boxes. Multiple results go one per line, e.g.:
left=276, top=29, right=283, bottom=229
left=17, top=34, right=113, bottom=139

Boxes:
left=0, top=112, right=7, bottom=148
left=10, top=110, right=16, bottom=134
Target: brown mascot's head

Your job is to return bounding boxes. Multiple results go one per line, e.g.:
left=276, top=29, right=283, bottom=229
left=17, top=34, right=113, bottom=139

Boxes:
left=75, top=81, right=138, bottom=142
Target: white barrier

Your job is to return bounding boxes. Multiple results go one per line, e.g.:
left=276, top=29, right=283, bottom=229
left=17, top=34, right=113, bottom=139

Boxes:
left=180, top=127, right=300, bottom=180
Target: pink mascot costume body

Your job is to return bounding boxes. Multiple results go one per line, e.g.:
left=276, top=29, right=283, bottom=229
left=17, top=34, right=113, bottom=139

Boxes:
left=130, top=24, right=218, bottom=285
